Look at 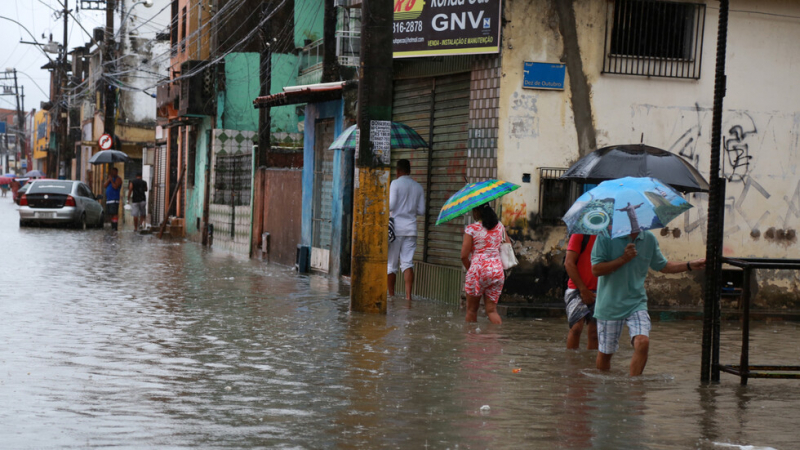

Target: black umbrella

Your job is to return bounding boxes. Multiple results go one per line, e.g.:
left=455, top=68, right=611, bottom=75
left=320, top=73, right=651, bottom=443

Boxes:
left=561, top=144, right=709, bottom=193
left=89, top=150, right=130, bottom=165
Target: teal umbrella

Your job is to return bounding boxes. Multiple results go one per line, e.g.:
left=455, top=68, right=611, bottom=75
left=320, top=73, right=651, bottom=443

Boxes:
left=562, top=177, right=693, bottom=239
left=436, top=179, right=520, bottom=225
left=328, top=122, right=428, bottom=150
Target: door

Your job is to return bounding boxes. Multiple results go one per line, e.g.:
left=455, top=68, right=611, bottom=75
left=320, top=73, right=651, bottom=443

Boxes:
left=310, top=119, right=336, bottom=272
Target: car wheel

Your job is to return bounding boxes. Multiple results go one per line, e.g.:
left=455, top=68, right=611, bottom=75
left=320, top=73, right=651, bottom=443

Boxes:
left=19, top=219, right=28, bottom=227
left=96, top=214, right=105, bottom=229
left=79, top=213, right=88, bottom=230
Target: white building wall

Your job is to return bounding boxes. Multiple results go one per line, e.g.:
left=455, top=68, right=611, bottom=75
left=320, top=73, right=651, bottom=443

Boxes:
left=498, top=0, right=800, bottom=306
left=117, top=0, right=172, bottom=125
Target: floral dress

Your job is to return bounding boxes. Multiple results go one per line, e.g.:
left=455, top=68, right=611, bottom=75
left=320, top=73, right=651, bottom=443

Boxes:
left=464, top=222, right=506, bottom=303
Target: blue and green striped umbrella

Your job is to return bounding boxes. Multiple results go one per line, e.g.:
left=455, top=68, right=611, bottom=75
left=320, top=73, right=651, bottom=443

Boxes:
left=436, top=179, right=520, bottom=225
left=328, top=122, right=428, bottom=151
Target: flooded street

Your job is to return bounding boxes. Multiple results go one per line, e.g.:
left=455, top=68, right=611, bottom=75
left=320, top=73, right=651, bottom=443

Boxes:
left=1, top=199, right=800, bottom=449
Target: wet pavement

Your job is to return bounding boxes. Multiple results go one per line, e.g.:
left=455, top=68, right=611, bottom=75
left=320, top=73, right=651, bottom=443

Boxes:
left=2, top=198, right=800, bottom=449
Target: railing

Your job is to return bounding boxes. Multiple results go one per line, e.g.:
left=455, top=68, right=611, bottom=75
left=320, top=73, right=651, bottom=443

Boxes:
left=298, top=31, right=362, bottom=78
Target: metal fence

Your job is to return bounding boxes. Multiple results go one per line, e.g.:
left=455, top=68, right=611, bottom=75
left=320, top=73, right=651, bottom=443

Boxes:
left=213, top=154, right=251, bottom=206
left=602, top=0, right=706, bottom=79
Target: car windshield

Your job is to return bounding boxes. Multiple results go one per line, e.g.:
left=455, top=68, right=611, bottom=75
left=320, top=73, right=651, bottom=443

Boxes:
left=28, top=181, right=73, bottom=194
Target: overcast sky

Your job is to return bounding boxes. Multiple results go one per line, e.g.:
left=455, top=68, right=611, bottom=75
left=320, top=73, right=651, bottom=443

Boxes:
left=0, top=0, right=107, bottom=114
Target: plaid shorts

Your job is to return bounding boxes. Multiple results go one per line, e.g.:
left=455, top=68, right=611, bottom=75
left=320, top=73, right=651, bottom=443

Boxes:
left=564, top=288, right=595, bottom=329
left=597, top=310, right=651, bottom=355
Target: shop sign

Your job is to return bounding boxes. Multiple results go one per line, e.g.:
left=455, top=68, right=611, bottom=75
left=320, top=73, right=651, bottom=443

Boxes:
left=522, top=62, right=566, bottom=90
left=393, top=0, right=501, bottom=58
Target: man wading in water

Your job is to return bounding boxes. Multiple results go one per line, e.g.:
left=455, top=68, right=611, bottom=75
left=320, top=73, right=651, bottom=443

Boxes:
left=591, top=230, right=705, bottom=376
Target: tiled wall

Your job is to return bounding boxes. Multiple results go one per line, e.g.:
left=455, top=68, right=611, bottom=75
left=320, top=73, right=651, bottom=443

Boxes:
left=210, top=129, right=255, bottom=254
left=467, top=56, right=500, bottom=183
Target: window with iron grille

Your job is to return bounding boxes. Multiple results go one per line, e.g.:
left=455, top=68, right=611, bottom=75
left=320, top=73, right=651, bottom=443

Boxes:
left=538, top=168, right=579, bottom=224
left=602, top=0, right=706, bottom=79
left=213, top=154, right=252, bottom=206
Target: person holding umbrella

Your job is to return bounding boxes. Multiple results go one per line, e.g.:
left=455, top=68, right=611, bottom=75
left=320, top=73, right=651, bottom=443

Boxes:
left=437, top=179, right=520, bottom=324
left=104, top=167, right=123, bottom=230
left=562, top=177, right=706, bottom=376
left=461, top=203, right=508, bottom=324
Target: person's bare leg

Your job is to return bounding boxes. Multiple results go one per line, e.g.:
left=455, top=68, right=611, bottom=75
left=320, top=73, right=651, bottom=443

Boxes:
left=403, top=268, right=414, bottom=301
left=630, top=335, right=649, bottom=376
left=465, top=295, right=481, bottom=322
left=596, top=352, right=613, bottom=371
left=587, top=320, right=598, bottom=350
left=483, top=298, right=502, bottom=324
left=387, top=273, right=396, bottom=297
left=567, top=320, right=585, bottom=349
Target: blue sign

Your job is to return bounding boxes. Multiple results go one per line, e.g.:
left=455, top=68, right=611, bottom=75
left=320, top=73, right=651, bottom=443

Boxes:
left=523, top=62, right=566, bottom=90
left=0, top=122, right=5, bottom=134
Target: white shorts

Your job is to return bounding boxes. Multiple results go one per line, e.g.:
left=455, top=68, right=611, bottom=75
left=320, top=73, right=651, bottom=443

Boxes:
left=388, top=235, right=416, bottom=274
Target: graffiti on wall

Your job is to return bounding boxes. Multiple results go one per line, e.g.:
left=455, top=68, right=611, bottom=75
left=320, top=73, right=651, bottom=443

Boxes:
left=633, top=104, right=797, bottom=245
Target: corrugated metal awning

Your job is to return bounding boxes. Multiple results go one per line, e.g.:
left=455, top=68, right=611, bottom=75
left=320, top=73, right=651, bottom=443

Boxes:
left=253, top=80, right=357, bottom=109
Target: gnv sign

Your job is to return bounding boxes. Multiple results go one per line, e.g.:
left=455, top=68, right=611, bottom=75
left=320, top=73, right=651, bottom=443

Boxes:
left=393, top=0, right=501, bottom=58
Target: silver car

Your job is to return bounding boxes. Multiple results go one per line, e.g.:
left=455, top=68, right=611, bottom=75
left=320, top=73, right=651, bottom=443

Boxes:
left=19, top=180, right=105, bottom=229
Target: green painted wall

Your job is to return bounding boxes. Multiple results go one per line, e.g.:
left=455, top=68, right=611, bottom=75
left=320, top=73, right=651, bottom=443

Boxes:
left=222, top=53, right=260, bottom=132
left=294, top=0, right=323, bottom=49
left=271, top=52, right=300, bottom=136
left=185, top=117, right=214, bottom=239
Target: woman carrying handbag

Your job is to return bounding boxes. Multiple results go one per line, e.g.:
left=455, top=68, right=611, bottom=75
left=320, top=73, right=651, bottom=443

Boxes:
left=460, top=203, right=510, bottom=324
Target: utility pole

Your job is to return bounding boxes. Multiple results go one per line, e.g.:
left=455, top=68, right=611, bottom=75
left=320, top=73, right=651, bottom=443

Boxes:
left=104, top=0, right=117, bottom=140
left=56, top=0, right=70, bottom=179
left=349, top=0, right=393, bottom=314
left=322, top=0, right=340, bottom=83
left=256, top=4, right=271, bottom=168
left=13, top=70, right=25, bottom=171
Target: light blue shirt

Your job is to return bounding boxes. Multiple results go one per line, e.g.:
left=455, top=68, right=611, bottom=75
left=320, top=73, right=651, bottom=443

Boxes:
left=591, top=231, right=668, bottom=321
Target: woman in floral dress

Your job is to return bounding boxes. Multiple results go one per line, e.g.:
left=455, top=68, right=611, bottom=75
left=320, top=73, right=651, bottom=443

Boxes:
left=461, top=203, right=508, bottom=324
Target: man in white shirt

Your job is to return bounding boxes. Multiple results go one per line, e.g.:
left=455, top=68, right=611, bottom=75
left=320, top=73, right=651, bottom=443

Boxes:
left=388, top=159, right=425, bottom=300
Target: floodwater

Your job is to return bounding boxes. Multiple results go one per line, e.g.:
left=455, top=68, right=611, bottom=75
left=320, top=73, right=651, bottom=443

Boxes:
left=1, top=199, right=799, bottom=450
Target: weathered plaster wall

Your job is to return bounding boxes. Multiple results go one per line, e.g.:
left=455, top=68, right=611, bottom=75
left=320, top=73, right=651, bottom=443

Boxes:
left=223, top=53, right=260, bottom=132
left=185, top=118, right=213, bottom=239
left=294, top=0, right=324, bottom=48
left=498, top=0, right=800, bottom=308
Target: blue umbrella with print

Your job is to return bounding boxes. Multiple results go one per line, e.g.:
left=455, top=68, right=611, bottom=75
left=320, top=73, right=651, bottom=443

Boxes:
left=562, top=177, right=693, bottom=239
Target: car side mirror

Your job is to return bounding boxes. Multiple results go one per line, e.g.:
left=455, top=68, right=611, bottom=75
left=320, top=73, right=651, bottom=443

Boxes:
left=96, top=195, right=103, bottom=200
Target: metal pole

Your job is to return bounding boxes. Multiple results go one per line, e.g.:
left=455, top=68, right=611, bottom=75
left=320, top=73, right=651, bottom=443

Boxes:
left=257, top=4, right=271, bottom=169
left=13, top=70, right=25, bottom=170
left=350, top=0, right=393, bottom=314
left=701, top=0, right=729, bottom=383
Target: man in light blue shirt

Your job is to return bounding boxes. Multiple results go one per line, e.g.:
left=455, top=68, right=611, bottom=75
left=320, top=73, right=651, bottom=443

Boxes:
left=591, top=230, right=705, bottom=376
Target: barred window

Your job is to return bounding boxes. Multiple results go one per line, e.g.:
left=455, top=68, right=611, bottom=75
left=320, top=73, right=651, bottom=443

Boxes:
left=213, top=154, right=251, bottom=206
left=538, top=168, right=579, bottom=225
left=602, top=0, right=706, bottom=79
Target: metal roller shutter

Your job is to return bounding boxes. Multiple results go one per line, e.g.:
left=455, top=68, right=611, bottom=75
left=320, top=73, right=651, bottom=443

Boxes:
left=155, top=145, right=167, bottom=226
left=392, top=77, right=433, bottom=263
left=427, top=73, right=470, bottom=267
left=391, top=72, right=470, bottom=268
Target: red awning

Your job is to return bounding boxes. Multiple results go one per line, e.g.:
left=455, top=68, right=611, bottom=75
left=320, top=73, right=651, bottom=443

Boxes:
left=252, top=80, right=356, bottom=109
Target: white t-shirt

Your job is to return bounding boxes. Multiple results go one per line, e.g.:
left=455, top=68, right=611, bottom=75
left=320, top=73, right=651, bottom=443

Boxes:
left=389, top=175, right=425, bottom=237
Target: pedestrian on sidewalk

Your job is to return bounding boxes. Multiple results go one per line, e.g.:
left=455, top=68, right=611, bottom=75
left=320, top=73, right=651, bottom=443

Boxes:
left=11, top=178, right=20, bottom=201
left=1, top=182, right=8, bottom=197
left=104, top=167, right=123, bottom=230
left=564, top=233, right=598, bottom=350
left=127, top=172, right=148, bottom=231
left=461, top=204, right=507, bottom=324
left=388, top=159, right=425, bottom=300
left=591, top=231, right=705, bottom=376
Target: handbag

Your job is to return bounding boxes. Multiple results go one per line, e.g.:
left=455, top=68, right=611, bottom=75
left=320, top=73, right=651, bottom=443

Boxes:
left=499, top=226, right=518, bottom=270
left=388, top=217, right=396, bottom=243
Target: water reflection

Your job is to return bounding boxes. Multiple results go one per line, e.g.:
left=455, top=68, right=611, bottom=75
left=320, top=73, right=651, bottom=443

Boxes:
left=1, top=199, right=799, bottom=449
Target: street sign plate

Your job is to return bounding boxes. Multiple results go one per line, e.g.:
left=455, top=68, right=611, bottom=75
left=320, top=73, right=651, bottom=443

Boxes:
left=523, top=62, right=566, bottom=90
left=98, top=134, right=113, bottom=150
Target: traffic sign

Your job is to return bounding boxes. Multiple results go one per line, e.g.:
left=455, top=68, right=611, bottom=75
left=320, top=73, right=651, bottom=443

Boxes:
left=99, top=134, right=113, bottom=150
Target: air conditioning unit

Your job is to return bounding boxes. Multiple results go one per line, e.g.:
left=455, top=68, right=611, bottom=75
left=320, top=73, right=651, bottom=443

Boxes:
left=178, top=60, right=223, bottom=117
